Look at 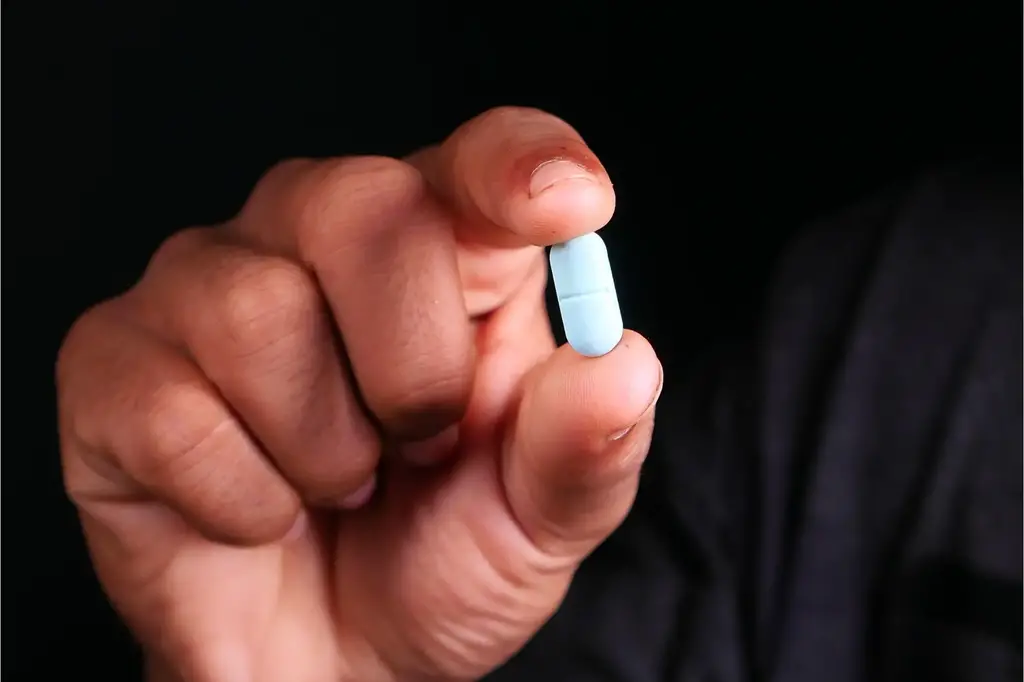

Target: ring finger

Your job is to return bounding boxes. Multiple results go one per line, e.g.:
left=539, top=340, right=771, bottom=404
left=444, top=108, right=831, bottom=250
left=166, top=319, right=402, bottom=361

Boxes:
left=140, top=227, right=380, bottom=507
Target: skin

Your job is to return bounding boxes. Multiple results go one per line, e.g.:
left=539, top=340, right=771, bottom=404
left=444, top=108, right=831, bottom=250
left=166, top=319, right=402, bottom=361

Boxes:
left=56, top=107, right=663, bottom=682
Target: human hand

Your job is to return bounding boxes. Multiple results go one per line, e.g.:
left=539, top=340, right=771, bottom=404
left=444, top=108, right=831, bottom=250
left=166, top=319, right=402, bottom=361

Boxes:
left=57, top=107, right=662, bottom=681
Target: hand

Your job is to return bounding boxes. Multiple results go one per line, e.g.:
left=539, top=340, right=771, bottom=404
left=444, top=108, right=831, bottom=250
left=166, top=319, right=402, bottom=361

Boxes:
left=57, top=107, right=663, bottom=682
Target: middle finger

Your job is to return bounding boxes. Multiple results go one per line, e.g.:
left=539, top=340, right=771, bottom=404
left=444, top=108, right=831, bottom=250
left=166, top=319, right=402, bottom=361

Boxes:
left=234, top=156, right=476, bottom=442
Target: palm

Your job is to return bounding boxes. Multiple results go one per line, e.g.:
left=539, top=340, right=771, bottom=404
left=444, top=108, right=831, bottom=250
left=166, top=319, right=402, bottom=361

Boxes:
left=330, top=301, right=563, bottom=678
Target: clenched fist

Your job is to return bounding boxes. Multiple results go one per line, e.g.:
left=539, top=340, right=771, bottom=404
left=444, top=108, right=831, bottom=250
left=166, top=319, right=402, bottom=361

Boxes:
left=57, top=107, right=663, bottom=682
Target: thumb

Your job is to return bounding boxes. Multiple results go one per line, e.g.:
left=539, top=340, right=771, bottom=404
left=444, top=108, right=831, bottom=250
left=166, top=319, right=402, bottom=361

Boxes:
left=502, top=330, right=663, bottom=561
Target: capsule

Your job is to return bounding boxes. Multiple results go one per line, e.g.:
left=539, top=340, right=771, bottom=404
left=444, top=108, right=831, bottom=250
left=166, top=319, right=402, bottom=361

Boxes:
left=548, top=233, right=624, bottom=357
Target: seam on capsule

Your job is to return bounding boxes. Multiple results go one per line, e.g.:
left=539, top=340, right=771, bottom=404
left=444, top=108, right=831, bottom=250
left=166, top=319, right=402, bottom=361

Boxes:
left=556, top=289, right=614, bottom=302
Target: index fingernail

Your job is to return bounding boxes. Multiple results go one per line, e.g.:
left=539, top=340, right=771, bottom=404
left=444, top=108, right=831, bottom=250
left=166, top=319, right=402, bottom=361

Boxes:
left=529, top=159, right=596, bottom=198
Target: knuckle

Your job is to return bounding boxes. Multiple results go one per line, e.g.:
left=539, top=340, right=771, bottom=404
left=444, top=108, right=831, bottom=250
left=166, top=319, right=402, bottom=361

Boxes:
left=148, top=226, right=213, bottom=271
left=476, top=104, right=529, bottom=125
left=56, top=305, right=101, bottom=387
left=325, top=155, right=423, bottom=200
left=255, top=158, right=316, bottom=194
left=253, top=158, right=316, bottom=200
left=238, top=158, right=317, bottom=225
left=55, top=324, right=93, bottom=447
left=135, top=380, right=232, bottom=486
left=296, top=155, right=427, bottom=257
left=56, top=298, right=158, bottom=460
left=212, top=257, right=321, bottom=351
left=229, top=158, right=319, bottom=244
left=473, top=105, right=566, bottom=133
left=55, top=299, right=123, bottom=420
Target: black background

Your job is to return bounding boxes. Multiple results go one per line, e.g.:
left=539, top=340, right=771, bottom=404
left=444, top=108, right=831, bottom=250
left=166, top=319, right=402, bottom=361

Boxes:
left=4, top=1, right=1019, bottom=679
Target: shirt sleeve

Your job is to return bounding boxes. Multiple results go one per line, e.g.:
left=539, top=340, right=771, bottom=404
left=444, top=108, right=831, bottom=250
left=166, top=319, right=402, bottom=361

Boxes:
left=484, top=161, right=1022, bottom=682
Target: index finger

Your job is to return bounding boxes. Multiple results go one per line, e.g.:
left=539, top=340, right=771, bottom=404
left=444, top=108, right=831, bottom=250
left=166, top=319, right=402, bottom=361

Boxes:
left=409, top=106, right=617, bottom=249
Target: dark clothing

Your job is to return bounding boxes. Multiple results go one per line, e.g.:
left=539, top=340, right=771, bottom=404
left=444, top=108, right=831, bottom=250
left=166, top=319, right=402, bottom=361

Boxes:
left=5, top=4, right=1020, bottom=681
left=490, top=163, right=1022, bottom=681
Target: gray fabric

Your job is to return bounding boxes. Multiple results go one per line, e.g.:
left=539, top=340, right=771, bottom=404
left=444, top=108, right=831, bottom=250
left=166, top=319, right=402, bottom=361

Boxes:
left=490, top=162, right=1023, bottom=681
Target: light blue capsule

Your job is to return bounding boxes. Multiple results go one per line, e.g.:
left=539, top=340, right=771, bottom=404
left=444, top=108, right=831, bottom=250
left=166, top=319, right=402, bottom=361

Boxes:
left=548, top=233, right=624, bottom=357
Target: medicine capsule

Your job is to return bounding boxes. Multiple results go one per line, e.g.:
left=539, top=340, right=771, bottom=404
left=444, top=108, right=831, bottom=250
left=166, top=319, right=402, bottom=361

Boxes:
left=548, top=232, right=624, bottom=357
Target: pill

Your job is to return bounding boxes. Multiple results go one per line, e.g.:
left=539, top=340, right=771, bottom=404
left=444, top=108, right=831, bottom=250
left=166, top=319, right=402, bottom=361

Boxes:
left=548, top=232, right=624, bottom=357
